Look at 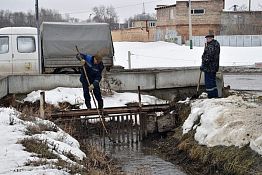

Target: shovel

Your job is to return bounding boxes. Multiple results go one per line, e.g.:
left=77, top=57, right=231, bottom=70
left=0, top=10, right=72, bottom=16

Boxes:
left=191, top=70, right=202, bottom=99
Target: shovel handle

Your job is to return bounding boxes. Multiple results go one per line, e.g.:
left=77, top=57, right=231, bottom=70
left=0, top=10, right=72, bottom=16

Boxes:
left=196, top=70, right=202, bottom=93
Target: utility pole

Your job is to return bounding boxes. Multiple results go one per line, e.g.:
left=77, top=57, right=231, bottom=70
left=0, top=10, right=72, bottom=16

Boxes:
left=35, top=0, right=41, bottom=74
left=249, top=0, right=251, bottom=11
left=188, top=0, right=193, bottom=49
left=142, top=2, right=146, bottom=15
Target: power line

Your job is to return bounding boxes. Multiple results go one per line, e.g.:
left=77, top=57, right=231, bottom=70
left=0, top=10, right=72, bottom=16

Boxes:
left=64, top=0, right=163, bottom=15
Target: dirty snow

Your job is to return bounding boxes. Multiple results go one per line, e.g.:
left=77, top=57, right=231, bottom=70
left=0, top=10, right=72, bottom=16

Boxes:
left=182, top=95, right=262, bottom=155
left=113, top=41, right=262, bottom=69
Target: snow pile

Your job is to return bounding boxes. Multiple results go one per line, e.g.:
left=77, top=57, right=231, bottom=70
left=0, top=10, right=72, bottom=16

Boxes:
left=183, top=95, right=262, bottom=155
left=0, top=108, right=30, bottom=174
left=113, top=41, right=262, bottom=69
left=23, top=87, right=166, bottom=108
left=0, top=107, right=85, bottom=175
left=23, top=87, right=83, bottom=105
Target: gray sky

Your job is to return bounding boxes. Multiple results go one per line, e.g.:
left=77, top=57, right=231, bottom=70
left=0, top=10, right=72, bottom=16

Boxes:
left=1, top=0, right=261, bottom=22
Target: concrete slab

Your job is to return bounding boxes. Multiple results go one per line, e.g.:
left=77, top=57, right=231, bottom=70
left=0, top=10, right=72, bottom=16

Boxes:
left=156, top=68, right=204, bottom=89
left=107, top=71, right=156, bottom=91
left=8, top=74, right=81, bottom=94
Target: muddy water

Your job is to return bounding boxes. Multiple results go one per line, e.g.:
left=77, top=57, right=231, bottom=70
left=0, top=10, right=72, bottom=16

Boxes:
left=87, top=136, right=187, bottom=175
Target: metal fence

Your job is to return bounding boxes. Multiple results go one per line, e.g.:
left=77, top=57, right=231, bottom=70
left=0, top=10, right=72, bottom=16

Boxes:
left=193, top=35, right=262, bottom=47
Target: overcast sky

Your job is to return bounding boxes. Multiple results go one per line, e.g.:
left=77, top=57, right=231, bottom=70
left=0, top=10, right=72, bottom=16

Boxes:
left=1, top=0, right=261, bottom=22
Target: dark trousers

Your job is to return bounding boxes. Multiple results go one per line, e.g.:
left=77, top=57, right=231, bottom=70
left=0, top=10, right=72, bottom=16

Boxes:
left=81, top=81, right=103, bottom=109
left=204, top=72, right=218, bottom=98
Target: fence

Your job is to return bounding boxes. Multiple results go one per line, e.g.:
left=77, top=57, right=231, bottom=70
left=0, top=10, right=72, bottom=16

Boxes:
left=193, top=35, right=262, bottom=47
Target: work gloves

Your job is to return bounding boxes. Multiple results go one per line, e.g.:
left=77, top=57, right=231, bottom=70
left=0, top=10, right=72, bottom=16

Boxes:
left=89, top=84, right=94, bottom=91
left=80, top=59, right=86, bottom=66
left=76, top=54, right=86, bottom=65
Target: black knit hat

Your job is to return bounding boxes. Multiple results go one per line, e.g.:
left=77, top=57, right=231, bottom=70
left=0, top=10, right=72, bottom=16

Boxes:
left=205, top=34, right=214, bottom=38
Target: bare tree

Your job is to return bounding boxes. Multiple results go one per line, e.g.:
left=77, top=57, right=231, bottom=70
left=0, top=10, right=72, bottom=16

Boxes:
left=92, top=5, right=118, bottom=28
left=123, top=13, right=156, bottom=28
left=0, top=8, right=79, bottom=28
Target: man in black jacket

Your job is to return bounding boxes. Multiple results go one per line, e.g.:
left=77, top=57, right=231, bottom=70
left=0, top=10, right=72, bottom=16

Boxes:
left=201, top=34, right=220, bottom=98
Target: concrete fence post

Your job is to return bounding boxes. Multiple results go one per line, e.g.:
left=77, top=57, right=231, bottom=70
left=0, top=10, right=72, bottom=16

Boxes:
left=128, top=51, right=131, bottom=69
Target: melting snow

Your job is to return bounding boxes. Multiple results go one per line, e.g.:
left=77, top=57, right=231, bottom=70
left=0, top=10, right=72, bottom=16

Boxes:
left=183, top=95, right=262, bottom=155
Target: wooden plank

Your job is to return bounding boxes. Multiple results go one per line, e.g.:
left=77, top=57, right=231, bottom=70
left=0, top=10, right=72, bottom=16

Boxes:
left=51, top=104, right=169, bottom=118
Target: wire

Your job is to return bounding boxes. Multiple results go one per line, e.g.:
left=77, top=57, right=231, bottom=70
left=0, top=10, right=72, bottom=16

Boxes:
left=64, top=0, right=163, bottom=15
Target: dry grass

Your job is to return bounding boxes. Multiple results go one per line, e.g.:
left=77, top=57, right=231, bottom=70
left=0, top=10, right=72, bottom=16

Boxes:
left=19, top=138, right=58, bottom=159
left=19, top=113, right=36, bottom=122
left=25, top=122, right=58, bottom=136
left=58, top=120, right=77, bottom=136
left=20, top=138, right=87, bottom=174
left=25, top=157, right=85, bottom=174
left=24, top=159, right=48, bottom=167
left=167, top=128, right=262, bottom=175
left=80, top=144, right=124, bottom=175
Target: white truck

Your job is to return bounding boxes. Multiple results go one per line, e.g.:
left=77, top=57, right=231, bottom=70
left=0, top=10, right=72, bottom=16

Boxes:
left=0, top=22, right=114, bottom=75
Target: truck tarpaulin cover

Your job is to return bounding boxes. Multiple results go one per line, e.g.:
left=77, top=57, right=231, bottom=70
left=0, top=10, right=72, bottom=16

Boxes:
left=40, top=22, right=114, bottom=58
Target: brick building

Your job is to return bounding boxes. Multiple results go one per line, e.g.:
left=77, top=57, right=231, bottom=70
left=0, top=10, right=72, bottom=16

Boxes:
left=155, top=0, right=225, bottom=43
left=111, top=0, right=262, bottom=43
left=112, top=14, right=157, bottom=42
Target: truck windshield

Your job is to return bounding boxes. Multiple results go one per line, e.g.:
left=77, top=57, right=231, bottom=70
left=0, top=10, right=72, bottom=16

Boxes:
left=0, top=36, right=9, bottom=54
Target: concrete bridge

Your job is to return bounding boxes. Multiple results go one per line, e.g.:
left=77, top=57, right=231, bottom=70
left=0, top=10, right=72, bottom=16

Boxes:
left=0, top=67, right=206, bottom=101
left=0, top=67, right=262, bottom=100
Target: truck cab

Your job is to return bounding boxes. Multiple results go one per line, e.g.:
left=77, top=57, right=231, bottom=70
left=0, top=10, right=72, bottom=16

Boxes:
left=0, top=23, right=114, bottom=75
left=0, top=27, right=39, bottom=75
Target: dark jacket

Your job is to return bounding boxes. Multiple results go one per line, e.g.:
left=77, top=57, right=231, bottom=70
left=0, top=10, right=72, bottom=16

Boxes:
left=201, top=39, right=220, bottom=73
left=80, top=54, right=104, bottom=87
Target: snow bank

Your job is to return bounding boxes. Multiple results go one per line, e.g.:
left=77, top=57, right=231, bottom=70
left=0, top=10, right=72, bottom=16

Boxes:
left=0, top=107, right=85, bottom=174
left=183, top=95, right=262, bottom=155
left=23, top=87, right=83, bottom=105
left=0, top=108, right=30, bottom=174
left=113, top=41, right=262, bottom=69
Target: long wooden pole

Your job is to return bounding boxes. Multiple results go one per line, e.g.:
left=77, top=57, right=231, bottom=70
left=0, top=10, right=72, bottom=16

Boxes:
left=75, top=46, right=115, bottom=143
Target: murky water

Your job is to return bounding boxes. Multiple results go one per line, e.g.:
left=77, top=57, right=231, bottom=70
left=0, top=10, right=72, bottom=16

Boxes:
left=86, top=135, right=187, bottom=175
